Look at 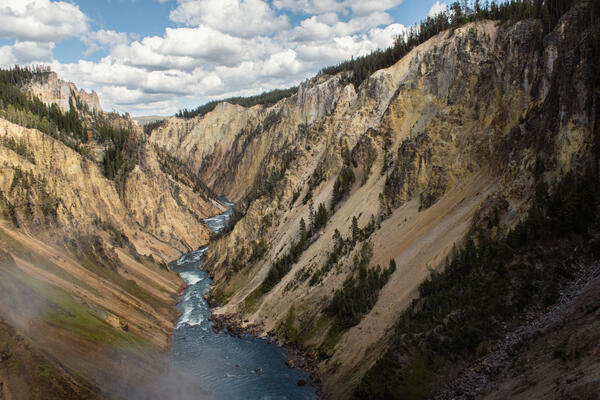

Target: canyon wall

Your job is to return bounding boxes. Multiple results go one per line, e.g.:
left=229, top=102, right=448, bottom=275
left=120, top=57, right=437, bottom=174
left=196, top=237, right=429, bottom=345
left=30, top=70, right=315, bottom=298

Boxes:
left=0, top=75, right=220, bottom=398
left=150, top=5, right=599, bottom=397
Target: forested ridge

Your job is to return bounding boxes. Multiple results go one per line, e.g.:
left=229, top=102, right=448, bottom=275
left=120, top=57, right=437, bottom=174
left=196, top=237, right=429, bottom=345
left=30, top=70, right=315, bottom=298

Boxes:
left=321, top=0, right=597, bottom=88
left=0, top=66, right=139, bottom=182
left=0, top=66, right=87, bottom=149
left=176, top=87, right=298, bottom=119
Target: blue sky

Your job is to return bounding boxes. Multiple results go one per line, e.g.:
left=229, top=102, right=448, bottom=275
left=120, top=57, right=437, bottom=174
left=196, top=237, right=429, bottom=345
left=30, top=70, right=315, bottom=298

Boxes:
left=0, top=0, right=448, bottom=116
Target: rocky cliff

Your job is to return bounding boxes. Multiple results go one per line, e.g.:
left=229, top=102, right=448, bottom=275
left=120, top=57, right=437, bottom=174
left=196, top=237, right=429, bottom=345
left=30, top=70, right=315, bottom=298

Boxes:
left=0, top=74, right=219, bottom=398
left=149, top=3, right=599, bottom=398
left=22, top=71, right=102, bottom=113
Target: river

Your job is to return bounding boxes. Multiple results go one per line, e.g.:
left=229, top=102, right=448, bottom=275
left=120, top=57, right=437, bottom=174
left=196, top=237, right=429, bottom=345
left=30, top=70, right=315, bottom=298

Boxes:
left=169, top=197, right=317, bottom=400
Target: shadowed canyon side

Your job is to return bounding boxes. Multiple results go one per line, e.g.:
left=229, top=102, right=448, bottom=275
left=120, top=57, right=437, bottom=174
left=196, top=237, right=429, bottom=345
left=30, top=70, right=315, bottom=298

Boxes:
left=149, top=3, right=600, bottom=399
left=0, top=70, right=219, bottom=398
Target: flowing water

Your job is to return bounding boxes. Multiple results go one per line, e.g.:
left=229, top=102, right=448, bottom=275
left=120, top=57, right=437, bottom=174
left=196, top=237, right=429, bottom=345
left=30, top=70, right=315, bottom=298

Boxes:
left=169, top=198, right=316, bottom=400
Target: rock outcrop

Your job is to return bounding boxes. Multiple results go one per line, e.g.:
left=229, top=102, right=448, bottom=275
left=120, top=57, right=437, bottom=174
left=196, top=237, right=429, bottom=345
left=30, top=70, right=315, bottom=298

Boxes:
left=22, top=71, right=101, bottom=113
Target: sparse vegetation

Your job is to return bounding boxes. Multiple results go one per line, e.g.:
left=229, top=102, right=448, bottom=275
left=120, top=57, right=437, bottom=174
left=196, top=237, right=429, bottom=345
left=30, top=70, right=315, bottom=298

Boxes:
left=309, top=229, right=348, bottom=286
left=0, top=66, right=143, bottom=183
left=330, top=166, right=355, bottom=210
left=3, top=167, right=61, bottom=228
left=326, top=253, right=395, bottom=329
left=255, top=196, right=335, bottom=295
left=101, top=127, right=136, bottom=181
left=310, top=201, right=329, bottom=233
left=260, top=230, right=309, bottom=293
left=1, top=136, right=36, bottom=164
left=248, top=237, right=268, bottom=264
left=354, top=168, right=599, bottom=399
left=321, top=0, right=582, bottom=89
left=154, top=145, right=216, bottom=201
left=246, top=149, right=296, bottom=204
left=279, top=306, right=299, bottom=343
left=0, top=67, right=87, bottom=152
left=310, top=215, right=379, bottom=286
left=290, top=188, right=301, bottom=208
left=142, top=118, right=167, bottom=135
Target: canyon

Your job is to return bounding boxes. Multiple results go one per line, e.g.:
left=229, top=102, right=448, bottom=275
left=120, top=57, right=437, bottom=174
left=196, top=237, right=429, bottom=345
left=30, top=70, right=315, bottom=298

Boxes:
left=1, top=1, right=599, bottom=399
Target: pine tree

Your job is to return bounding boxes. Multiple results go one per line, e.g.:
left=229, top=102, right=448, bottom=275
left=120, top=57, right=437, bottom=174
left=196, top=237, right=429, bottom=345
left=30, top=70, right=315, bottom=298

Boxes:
left=315, top=202, right=328, bottom=230
left=299, top=218, right=308, bottom=244
left=308, top=200, right=315, bottom=232
left=351, top=216, right=360, bottom=243
left=389, top=258, right=397, bottom=273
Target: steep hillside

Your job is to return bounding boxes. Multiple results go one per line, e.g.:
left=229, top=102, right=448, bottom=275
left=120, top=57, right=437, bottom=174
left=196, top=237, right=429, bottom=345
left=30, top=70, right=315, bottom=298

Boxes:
left=149, top=2, right=599, bottom=398
left=0, top=70, right=219, bottom=398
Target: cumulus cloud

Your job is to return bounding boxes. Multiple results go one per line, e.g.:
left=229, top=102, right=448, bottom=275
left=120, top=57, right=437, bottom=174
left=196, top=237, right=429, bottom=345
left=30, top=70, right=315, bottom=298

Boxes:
left=4, top=0, right=414, bottom=115
left=170, top=0, right=290, bottom=38
left=0, top=41, right=54, bottom=66
left=0, top=0, right=88, bottom=42
left=294, top=22, right=405, bottom=65
left=291, top=11, right=393, bottom=42
left=158, top=27, right=250, bottom=64
left=428, top=1, right=448, bottom=17
left=273, top=0, right=347, bottom=14
left=273, top=0, right=404, bottom=16
left=0, top=46, right=17, bottom=67
left=83, top=30, right=130, bottom=57
left=349, top=0, right=405, bottom=16
left=12, top=41, right=55, bottom=64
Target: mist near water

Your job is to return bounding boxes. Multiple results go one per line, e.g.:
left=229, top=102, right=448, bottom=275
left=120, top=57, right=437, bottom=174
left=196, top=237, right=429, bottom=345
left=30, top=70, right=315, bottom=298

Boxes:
left=0, top=251, right=210, bottom=400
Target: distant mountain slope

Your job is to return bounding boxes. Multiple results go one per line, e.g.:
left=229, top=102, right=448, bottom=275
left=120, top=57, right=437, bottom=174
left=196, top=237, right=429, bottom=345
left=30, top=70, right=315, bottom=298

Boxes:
left=132, top=115, right=169, bottom=126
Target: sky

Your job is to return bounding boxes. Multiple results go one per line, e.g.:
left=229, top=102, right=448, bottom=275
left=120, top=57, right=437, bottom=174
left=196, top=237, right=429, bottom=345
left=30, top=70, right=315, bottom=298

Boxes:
left=0, top=0, right=448, bottom=116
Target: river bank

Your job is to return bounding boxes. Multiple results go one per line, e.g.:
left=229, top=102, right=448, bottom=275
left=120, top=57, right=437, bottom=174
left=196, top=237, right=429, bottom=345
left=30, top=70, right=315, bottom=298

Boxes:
left=208, top=311, right=324, bottom=397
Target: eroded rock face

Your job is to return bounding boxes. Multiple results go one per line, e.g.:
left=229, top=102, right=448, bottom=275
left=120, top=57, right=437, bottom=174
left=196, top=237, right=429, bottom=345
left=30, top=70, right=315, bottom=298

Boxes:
left=0, top=118, right=218, bottom=261
left=22, top=71, right=101, bottom=113
left=149, top=8, right=598, bottom=398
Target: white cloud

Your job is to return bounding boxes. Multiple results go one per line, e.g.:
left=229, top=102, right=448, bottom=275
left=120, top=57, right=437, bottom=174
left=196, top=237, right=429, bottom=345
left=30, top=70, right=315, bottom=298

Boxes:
left=12, top=41, right=55, bottom=63
left=0, top=46, right=17, bottom=67
left=428, top=1, right=447, bottom=17
left=367, top=23, right=407, bottom=48
left=295, top=23, right=406, bottom=65
left=83, top=30, right=130, bottom=57
left=0, top=41, right=54, bottom=66
left=296, top=36, right=371, bottom=64
left=99, top=85, right=179, bottom=114
left=349, top=0, right=405, bottom=16
left=170, top=0, right=289, bottom=38
left=0, top=0, right=88, bottom=42
left=2, top=0, right=417, bottom=115
left=158, top=27, right=250, bottom=63
left=273, top=0, right=404, bottom=16
left=273, top=0, right=347, bottom=14
left=292, top=11, right=392, bottom=42
left=261, top=49, right=302, bottom=77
